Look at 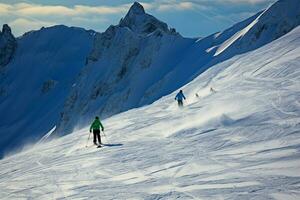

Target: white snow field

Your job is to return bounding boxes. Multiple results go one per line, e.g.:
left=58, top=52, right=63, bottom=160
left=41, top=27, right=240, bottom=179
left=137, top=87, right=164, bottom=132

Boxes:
left=0, top=24, right=299, bottom=199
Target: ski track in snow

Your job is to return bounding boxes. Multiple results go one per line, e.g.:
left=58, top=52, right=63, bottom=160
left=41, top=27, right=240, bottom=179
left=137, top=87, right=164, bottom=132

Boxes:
left=1, top=25, right=300, bottom=200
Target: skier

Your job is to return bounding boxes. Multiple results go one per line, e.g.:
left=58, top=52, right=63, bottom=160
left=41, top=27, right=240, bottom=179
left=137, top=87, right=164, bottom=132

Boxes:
left=89, top=116, right=104, bottom=146
left=175, top=90, right=186, bottom=107
left=210, top=87, right=216, bottom=93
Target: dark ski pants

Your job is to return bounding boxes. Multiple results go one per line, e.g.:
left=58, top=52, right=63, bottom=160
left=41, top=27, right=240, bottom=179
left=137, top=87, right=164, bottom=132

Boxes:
left=93, top=129, right=101, bottom=144
left=177, top=100, right=183, bottom=107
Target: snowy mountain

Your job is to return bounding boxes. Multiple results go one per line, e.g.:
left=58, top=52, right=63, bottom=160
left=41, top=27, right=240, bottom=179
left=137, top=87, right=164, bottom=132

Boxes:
left=56, top=0, right=300, bottom=135
left=0, top=0, right=299, bottom=159
left=214, top=0, right=300, bottom=56
left=0, top=22, right=299, bottom=199
left=56, top=2, right=192, bottom=134
left=0, top=25, right=94, bottom=157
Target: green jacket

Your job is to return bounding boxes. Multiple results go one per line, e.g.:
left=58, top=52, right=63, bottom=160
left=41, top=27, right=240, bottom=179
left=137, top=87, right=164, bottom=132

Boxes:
left=90, top=119, right=104, bottom=132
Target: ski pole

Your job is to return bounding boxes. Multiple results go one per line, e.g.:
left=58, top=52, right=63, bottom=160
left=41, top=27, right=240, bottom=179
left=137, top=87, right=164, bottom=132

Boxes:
left=102, top=131, right=110, bottom=144
left=86, top=131, right=91, bottom=147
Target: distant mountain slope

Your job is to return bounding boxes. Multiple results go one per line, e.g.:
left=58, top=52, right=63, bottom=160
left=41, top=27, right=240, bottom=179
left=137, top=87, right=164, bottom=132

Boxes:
left=0, top=25, right=94, bottom=157
left=214, top=0, right=300, bottom=56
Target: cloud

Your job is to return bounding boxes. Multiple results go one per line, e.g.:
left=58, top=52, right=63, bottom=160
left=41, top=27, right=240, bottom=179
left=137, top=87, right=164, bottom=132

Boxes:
left=16, top=4, right=75, bottom=16
left=9, top=18, right=55, bottom=35
left=145, top=1, right=210, bottom=12
left=157, top=2, right=195, bottom=11
left=0, top=3, right=12, bottom=14
left=74, top=5, right=129, bottom=15
left=189, top=0, right=275, bottom=5
left=216, top=0, right=274, bottom=4
left=0, top=2, right=132, bottom=36
left=214, top=11, right=257, bottom=24
left=1, top=3, right=130, bottom=17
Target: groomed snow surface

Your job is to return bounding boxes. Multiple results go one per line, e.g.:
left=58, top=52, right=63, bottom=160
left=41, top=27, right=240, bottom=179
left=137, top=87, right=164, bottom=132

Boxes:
left=0, top=26, right=300, bottom=200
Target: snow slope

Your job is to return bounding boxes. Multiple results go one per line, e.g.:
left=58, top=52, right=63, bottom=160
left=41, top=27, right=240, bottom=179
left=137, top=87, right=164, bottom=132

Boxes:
left=0, top=24, right=299, bottom=199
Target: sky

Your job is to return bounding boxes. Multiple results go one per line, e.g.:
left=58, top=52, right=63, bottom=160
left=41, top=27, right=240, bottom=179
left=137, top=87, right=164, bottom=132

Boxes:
left=0, top=0, right=277, bottom=38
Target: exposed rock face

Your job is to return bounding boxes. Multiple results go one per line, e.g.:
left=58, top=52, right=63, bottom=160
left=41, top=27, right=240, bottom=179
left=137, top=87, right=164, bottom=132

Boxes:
left=0, top=24, right=17, bottom=68
left=41, top=79, right=58, bottom=94
left=118, top=2, right=176, bottom=35
left=86, top=2, right=178, bottom=65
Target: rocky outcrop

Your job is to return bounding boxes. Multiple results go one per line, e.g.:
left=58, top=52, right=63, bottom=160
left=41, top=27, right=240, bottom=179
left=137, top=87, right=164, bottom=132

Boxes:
left=119, top=2, right=177, bottom=35
left=86, top=2, right=178, bottom=65
left=0, top=24, right=17, bottom=68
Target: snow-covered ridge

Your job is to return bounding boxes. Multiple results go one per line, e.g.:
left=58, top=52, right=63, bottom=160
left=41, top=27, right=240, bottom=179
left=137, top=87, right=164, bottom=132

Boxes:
left=215, top=0, right=300, bottom=56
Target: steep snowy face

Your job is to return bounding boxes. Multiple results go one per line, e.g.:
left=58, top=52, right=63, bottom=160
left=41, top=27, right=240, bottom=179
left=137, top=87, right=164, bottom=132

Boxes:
left=119, top=2, right=177, bottom=35
left=0, top=24, right=17, bottom=68
left=57, top=11, right=192, bottom=133
left=0, top=25, right=94, bottom=158
left=215, top=0, right=300, bottom=56
left=55, top=2, right=190, bottom=134
left=242, top=0, right=300, bottom=48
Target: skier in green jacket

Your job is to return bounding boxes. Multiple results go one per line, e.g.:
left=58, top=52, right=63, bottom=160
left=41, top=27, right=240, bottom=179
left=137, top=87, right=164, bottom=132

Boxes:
left=90, top=116, right=104, bottom=146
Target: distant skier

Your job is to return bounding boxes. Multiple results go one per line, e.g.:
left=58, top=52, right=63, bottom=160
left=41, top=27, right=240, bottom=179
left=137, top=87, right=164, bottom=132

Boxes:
left=210, top=87, right=216, bottom=93
left=89, top=116, right=104, bottom=146
left=175, top=90, right=186, bottom=107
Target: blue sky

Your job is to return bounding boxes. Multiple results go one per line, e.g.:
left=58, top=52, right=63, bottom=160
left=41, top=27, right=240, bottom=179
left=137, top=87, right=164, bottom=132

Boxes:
left=0, top=0, right=276, bottom=38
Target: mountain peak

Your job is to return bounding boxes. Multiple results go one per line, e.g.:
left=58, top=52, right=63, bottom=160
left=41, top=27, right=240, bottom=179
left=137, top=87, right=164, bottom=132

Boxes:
left=128, top=2, right=145, bottom=15
left=1, top=24, right=12, bottom=35
left=0, top=24, right=15, bottom=42
left=120, top=2, right=147, bottom=27
left=0, top=24, right=16, bottom=67
left=118, top=2, right=177, bottom=35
